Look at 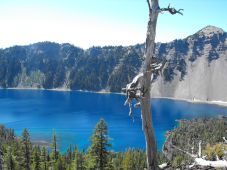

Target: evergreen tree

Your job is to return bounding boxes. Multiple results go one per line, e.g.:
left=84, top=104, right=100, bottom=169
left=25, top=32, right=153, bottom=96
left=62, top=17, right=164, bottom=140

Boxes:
left=72, top=146, right=79, bottom=170
left=54, top=155, right=66, bottom=170
left=12, top=140, right=23, bottom=169
left=51, top=131, right=58, bottom=162
left=46, top=151, right=51, bottom=169
left=21, top=129, right=32, bottom=170
left=122, top=150, right=135, bottom=170
left=32, top=145, right=41, bottom=170
left=133, top=149, right=146, bottom=170
left=66, top=144, right=73, bottom=169
left=4, top=146, right=16, bottom=170
left=87, top=119, right=111, bottom=170
left=112, top=152, right=124, bottom=170
left=66, top=144, right=72, bottom=164
left=123, top=149, right=147, bottom=170
left=72, top=146, right=78, bottom=162
left=0, top=145, right=3, bottom=170
left=76, top=150, right=86, bottom=170
left=40, top=146, right=48, bottom=170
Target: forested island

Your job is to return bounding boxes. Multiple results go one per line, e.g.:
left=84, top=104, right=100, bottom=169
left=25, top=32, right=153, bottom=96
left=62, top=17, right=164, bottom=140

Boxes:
left=0, top=117, right=226, bottom=169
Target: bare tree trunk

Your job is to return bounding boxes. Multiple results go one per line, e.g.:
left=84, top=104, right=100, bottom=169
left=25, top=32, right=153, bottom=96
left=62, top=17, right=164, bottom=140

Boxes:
left=141, top=0, right=159, bottom=169
left=122, top=1, right=182, bottom=169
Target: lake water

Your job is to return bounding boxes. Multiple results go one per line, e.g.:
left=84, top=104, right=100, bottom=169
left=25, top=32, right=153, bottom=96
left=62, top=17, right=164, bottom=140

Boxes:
left=0, top=89, right=227, bottom=152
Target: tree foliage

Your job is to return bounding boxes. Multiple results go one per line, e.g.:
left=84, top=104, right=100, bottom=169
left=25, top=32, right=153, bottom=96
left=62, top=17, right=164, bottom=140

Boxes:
left=0, top=119, right=149, bottom=170
left=86, top=119, right=111, bottom=170
left=21, top=129, right=32, bottom=170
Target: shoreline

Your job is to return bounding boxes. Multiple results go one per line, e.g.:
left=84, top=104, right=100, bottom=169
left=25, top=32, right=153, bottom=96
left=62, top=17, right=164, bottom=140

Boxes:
left=1, top=87, right=124, bottom=95
left=1, top=87, right=227, bottom=107
left=153, top=96, right=227, bottom=108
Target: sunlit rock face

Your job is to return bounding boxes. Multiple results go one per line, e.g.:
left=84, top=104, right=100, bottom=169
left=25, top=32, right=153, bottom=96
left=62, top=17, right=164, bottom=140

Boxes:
left=151, top=26, right=227, bottom=101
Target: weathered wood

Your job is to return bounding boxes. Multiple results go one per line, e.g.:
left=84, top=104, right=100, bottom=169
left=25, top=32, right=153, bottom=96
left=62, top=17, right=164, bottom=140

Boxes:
left=139, top=1, right=183, bottom=169
left=123, top=0, right=160, bottom=169
left=160, top=4, right=183, bottom=15
left=140, top=0, right=160, bottom=169
left=123, top=1, right=183, bottom=169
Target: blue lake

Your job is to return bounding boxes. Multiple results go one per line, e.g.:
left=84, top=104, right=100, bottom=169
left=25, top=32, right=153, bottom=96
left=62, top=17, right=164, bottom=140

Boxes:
left=0, top=89, right=227, bottom=152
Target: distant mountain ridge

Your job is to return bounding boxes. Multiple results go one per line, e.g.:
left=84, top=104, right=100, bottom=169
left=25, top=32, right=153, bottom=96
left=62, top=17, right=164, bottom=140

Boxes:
left=0, top=42, right=144, bottom=92
left=0, top=25, right=226, bottom=101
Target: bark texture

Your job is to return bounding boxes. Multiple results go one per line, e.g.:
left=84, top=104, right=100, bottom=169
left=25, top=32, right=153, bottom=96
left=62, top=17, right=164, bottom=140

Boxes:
left=123, top=0, right=160, bottom=169
left=123, top=1, right=183, bottom=169
left=141, top=0, right=159, bottom=169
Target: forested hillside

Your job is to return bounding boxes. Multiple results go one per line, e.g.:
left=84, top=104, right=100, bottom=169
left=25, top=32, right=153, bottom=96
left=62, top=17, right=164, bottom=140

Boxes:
left=0, top=26, right=226, bottom=100
left=0, top=42, right=144, bottom=92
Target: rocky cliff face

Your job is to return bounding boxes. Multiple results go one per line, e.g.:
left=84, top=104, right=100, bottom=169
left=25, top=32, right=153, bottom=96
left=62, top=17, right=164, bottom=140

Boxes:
left=0, top=26, right=226, bottom=101
left=151, top=26, right=227, bottom=101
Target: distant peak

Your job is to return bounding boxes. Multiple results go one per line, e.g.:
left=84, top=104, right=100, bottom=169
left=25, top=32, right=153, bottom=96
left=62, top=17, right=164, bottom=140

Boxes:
left=197, top=25, right=224, bottom=37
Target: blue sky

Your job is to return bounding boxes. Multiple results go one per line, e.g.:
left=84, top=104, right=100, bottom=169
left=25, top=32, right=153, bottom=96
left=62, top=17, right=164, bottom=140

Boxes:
left=0, top=0, right=226, bottom=49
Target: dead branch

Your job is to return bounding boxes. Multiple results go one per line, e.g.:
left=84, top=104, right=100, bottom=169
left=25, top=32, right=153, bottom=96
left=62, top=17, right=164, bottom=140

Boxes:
left=161, top=4, right=184, bottom=15
left=122, top=0, right=183, bottom=169
left=122, top=58, right=167, bottom=121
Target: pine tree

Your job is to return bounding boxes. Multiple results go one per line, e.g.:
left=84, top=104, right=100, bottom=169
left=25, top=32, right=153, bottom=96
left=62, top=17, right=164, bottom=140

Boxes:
left=12, top=140, right=23, bottom=169
left=87, top=119, right=111, bottom=170
left=40, top=146, right=48, bottom=170
left=46, top=151, right=51, bottom=169
left=66, top=144, right=73, bottom=169
left=76, top=150, right=86, bottom=170
left=66, top=144, right=72, bottom=164
left=54, top=155, right=66, bottom=170
left=133, top=149, right=146, bottom=170
left=21, top=129, right=32, bottom=170
left=72, top=146, right=78, bottom=162
left=0, top=145, right=3, bottom=170
left=4, top=146, right=16, bottom=170
left=112, top=152, right=124, bottom=170
left=72, top=146, right=79, bottom=170
left=122, top=150, right=135, bottom=170
left=51, top=131, right=58, bottom=162
left=32, top=145, right=41, bottom=170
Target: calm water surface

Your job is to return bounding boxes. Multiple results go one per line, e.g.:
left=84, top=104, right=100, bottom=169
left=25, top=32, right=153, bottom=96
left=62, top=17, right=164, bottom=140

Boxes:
left=0, top=89, right=227, bottom=152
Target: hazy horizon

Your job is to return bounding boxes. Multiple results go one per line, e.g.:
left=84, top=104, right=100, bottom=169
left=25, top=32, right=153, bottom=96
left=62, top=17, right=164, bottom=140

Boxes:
left=0, top=24, right=225, bottom=50
left=0, top=0, right=227, bottom=49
